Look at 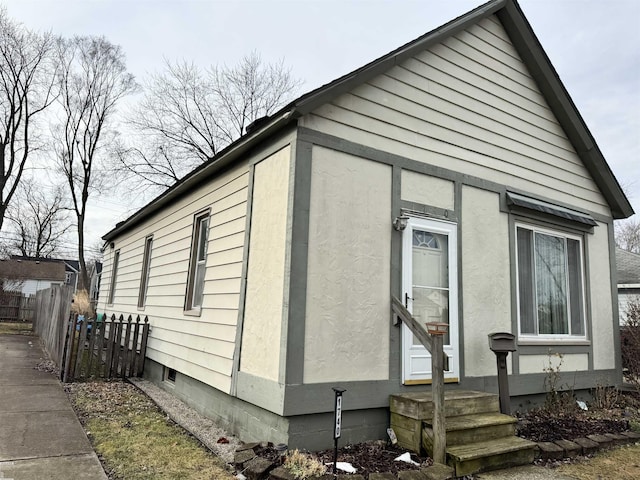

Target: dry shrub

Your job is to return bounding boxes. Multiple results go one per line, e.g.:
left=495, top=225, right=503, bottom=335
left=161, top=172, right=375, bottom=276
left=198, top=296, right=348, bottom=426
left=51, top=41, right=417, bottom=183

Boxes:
left=591, top=382, right=620, bottom=410
left=621, top=297, right=640, bottom=394
left=71, top=289, right=92, bottom=317
left=542, top=351, right=577, bottom=414
left=284, top=449, right=327, bottom=479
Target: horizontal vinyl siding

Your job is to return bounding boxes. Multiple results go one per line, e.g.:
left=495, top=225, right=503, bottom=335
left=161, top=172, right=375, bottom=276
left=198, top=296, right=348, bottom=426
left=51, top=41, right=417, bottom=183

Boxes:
left=97, top=163, right=250, bottom=394
left=299, top=15, right=609, bottom=216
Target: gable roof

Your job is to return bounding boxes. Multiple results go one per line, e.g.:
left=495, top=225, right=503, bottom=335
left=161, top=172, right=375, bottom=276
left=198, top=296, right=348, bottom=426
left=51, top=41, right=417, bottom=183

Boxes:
left=9, top=255, right=80, bottom=273
left=103, top=0, right=633, bottom=242
left=617, top=248, right=640, bottom=285
left=0, top=259, right=66, bottom=282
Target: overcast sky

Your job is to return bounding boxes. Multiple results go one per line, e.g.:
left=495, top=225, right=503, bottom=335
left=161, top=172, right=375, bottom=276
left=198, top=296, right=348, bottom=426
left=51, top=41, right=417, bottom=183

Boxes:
left=2, top=0, right=639, bottom=256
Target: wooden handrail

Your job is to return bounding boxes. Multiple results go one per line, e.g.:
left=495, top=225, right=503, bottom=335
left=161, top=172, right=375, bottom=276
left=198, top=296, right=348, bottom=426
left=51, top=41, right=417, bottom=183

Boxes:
left=391, top=295, right=447, bottom=464
left=391, top=296, right=450, bottom=362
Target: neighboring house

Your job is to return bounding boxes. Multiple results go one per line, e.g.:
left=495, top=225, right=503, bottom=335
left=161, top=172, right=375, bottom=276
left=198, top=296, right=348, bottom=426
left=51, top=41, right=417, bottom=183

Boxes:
left=616, top=248, right=640, bottom=325
left=89, top=261, right=103, bottom=303
left=63, top=260, right=80, bottom=292
left=98, top=0, right=633, bottom=450
left=9, top=256, right=81, bottom=293
left=0, top=258, right=65, bottom=295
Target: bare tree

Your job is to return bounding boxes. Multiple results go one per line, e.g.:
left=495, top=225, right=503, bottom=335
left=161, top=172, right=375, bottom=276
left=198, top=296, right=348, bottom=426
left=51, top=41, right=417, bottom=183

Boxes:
left=3, top=179, right=70, bottom=258
left=52, top=36, right=136, bottom=291
left=615, top=217, right=640, bottom=254
left=0, top=8, right=57, bottom=232
left=118, top=52, right=302, bottom=190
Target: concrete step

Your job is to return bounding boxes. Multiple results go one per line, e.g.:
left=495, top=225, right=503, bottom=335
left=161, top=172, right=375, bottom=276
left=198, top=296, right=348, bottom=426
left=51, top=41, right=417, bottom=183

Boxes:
left=445, top=436, right=537, bottom=477
left=423, top=412, right=517, bottom=447
left=390, top=390, right=499, bottom=420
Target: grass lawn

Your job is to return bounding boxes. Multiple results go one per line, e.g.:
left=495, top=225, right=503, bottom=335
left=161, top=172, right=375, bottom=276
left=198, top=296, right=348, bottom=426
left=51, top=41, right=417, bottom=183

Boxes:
left=66, top=381, right=234, bottom=480
left=556, top=443, right=640, bottom=480
left=0, top=321, right=33, bottom=335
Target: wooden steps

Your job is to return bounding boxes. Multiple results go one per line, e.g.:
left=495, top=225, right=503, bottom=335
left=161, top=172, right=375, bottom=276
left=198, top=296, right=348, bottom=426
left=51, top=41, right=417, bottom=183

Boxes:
left=424, top=412, right=517, bottom=446
left=390, top=390, right=537, bottom=476
left=446, top=436, right=536, bottom=477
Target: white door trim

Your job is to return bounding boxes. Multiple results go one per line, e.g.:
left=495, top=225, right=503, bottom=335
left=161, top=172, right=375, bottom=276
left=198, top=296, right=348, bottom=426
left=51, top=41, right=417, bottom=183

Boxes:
left=401, top=216, right=459, bottom=384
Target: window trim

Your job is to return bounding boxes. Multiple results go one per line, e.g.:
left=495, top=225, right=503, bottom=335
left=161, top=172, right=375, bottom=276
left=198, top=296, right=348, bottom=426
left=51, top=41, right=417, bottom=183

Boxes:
left=184, top=210, right=210, bottom=314
left=515, top=222, right=587, bottom=342
left=108, top=249, right=120, bottom=306
left=137, top=235, right=153, bottom=309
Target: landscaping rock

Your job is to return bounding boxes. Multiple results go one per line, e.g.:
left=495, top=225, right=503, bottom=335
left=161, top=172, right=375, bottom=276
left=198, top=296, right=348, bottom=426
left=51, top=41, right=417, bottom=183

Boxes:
left=422, top=462, right=455, bottom=479
left=621, top=430, right=640, bottom=441
left=369, top=473, right=397, bottom=480
left=237, top=442, right=261, bottom=452
left=604, top=432, right=629, bottom=446
left=268, top=466, right=296, bottom=480
left=338, top=475, right=364, bottom=480
left=397, top=470, right=427, bottom=480
left=536, top=441, right=564, bottom=460
left=244, top=456, right=274, bottom=480
left=586, top=434, right=613, bottom=449
left=235, top=448, right=257, bottom=465
left=553, top=439, right=580, bottom=458
left=573, top=437, right=599, bottom=455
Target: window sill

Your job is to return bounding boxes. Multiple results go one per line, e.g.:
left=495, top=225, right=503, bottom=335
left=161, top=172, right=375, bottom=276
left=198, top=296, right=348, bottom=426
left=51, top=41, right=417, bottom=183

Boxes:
left=518, top=337, right=590, bottom=346
left=183, top=308, right=202, bottom=317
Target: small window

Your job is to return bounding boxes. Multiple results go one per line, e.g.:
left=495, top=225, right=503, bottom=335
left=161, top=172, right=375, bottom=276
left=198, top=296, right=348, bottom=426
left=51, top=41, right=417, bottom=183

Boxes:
left=138, top=236, right=153, bottom=308
left=164, top=367, right=176, bottom=383
left=65, top=272, right=73, bottom=284
left=516, top=224, right=586, bottom=338
left=185, top=211, right=210, bottom=311
left=108, top=250, right=120, bottom=305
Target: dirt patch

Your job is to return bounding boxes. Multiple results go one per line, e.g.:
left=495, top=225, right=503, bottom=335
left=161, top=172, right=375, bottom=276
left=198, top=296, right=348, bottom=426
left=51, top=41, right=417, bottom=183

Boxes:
left=516, top=390, right=640, bottom=443
left=315, top=442, right=431, bottom=477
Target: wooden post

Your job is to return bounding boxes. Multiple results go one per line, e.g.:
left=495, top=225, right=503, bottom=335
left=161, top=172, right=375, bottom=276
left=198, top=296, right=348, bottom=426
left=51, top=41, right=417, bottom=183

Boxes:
left=431, top=332, right=446, bottom=465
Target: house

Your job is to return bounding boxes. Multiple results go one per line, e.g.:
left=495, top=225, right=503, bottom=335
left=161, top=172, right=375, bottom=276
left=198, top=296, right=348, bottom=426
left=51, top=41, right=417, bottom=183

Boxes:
left=62, top=259, right=80, bottom=292
left=98, top=0, right=633, bottom=451
left=89, top=261, right=103, bottom=303
left=9, top=256, right=81, bottom=293
left=616, top=248, right=640, bottom=325
left=0, top=258, right=65, bottom=295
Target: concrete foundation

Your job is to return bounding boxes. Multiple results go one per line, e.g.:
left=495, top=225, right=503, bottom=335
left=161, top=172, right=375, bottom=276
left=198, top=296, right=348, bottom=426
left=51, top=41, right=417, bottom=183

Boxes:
left=144, top=359, right=389, bottom=450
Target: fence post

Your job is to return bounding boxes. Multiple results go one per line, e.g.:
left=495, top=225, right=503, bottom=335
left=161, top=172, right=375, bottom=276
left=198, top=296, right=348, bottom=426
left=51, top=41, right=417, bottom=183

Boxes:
left=122, top=316, right=133, bottom=378
left=137, top=317, right=149, bottom=376
left=62, top=315, right=75, bottom=382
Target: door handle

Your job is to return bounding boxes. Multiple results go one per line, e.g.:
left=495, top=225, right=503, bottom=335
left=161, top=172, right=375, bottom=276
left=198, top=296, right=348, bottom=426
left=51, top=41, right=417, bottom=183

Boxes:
left=405, top=293, right=413, bottom=307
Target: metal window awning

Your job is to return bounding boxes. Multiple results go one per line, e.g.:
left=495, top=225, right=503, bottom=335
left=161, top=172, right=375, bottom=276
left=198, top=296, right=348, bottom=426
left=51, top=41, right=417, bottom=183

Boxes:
left=506, top=192, right=597, bottom=226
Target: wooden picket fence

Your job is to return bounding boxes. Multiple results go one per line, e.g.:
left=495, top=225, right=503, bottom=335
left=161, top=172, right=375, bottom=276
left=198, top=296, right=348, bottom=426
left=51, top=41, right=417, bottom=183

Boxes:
left=61, top=313, right=150, bottom=383
left=0, top=291, right=35, bottom=322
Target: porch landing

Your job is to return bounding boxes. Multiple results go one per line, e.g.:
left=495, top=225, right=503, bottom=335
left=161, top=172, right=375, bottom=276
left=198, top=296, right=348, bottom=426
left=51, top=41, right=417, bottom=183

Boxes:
left=390, top=390, right=537, bottom=477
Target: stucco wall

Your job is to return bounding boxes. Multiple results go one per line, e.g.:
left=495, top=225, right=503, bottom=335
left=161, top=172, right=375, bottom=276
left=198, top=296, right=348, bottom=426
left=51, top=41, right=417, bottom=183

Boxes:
left=241, top=146, right=291, bottom=382
left=589, top=221, right=616, bottom=370
left=401, top=170, right=454, bottom=210
left=304, top=146, right=391, bottom=383
left=519, top=353, right=589, bottom=374
left=461, top=186, right=512, bottom=377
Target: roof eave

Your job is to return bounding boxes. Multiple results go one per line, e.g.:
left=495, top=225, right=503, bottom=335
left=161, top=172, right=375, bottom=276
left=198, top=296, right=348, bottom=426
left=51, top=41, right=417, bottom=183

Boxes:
left=102, top=109, right=297, bottom=242
left=497, top=1, right=634, bottom=220
left=293, top=0, right=506, bottom=115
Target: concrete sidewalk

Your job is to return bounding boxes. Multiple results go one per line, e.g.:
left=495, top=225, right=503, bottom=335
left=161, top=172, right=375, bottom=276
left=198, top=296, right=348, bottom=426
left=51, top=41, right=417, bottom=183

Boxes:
left=0, top=334, right=107, bottom=480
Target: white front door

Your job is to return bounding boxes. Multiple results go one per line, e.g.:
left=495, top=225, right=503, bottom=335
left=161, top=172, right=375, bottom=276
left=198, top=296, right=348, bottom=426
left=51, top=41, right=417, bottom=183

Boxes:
left=402, top=217, right=459, bottom=384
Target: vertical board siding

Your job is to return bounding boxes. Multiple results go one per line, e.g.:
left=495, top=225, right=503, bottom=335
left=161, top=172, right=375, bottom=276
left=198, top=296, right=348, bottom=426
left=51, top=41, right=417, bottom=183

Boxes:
left=299, top=15, right=609, bottom=216
left=97, top=163, right=250, bottom=393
